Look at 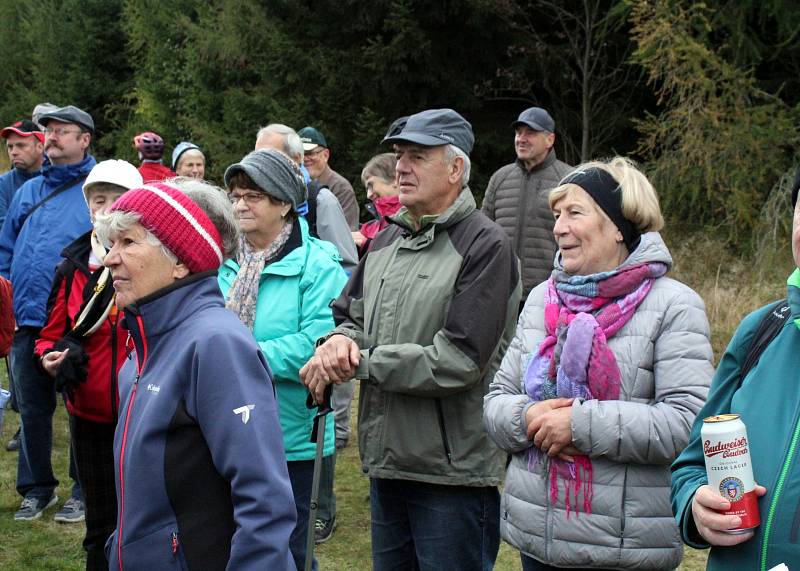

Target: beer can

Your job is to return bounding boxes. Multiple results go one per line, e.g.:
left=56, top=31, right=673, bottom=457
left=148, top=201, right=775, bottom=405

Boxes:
left=702, top=413, right=760, bottom=533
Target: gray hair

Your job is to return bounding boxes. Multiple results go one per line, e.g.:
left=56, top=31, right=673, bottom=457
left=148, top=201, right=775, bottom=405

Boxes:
left=94, top=178, right=240, bottom=267
left=256, top=123, right=304, bottom=161
left=94, top=210, right=179, bottom=265
left=444, top=144, right=471, bottom=187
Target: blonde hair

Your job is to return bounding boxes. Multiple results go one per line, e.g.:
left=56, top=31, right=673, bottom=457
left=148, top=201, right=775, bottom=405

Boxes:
left=549, top=156, right=664, bottom=233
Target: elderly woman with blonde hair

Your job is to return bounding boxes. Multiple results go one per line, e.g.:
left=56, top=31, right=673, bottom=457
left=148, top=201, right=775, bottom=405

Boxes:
left=484, top=157, right=714, bottom=570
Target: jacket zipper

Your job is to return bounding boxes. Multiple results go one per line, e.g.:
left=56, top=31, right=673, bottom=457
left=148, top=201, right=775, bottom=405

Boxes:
left=513, top=171, right=531, bottom=259
left=171, top=531, right=179, bottom=555
left=117, top=314, right=148, bottom=571
left=760, top=415, right=800, bottom=571
left=434, top=399, right=452, bottom=464
left=109, top=312, right=119, bottom=419
left=366, top=278, right=385, bottom=337
left=619, top=466, right=629, bottom=563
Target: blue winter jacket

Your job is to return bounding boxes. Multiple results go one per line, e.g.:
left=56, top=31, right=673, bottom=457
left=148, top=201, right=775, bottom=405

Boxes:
left=0, top=167, right=40, bottom=229
left=672, top=272, right=800, bottom=571
left=108, top=273, right=297, bottom=571
left=0, top=155, right=95, bottom=327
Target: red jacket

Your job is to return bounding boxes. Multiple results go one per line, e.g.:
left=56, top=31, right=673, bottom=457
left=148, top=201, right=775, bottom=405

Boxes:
left=35, top=232, right=126, bottom=423
left=138, top=161, right=176, bottom=183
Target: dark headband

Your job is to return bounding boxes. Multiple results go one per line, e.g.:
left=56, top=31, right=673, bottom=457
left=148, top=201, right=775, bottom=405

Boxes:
left=560, top=167, right=638, bottom=249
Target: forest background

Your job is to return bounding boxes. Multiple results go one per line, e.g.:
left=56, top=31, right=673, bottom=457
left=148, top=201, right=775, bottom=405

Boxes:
left=1, top=0, right=799, bottom=569
left=0, top=0, right=798, bottom=250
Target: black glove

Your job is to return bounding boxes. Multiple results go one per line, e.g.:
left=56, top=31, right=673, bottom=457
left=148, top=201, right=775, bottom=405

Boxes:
left=52, top=335, right=90, bottom=398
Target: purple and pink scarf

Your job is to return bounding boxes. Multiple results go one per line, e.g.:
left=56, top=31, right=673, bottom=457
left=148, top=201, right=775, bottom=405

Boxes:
left=523, top=261, right=668, bottom=515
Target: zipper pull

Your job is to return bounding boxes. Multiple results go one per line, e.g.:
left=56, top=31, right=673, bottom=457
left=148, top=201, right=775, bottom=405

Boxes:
left=171, top=531, right=179, bottom=555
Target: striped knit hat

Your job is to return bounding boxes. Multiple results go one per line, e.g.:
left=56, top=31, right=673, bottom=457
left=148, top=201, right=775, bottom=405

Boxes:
left=109, top=182, right=224, bottom=273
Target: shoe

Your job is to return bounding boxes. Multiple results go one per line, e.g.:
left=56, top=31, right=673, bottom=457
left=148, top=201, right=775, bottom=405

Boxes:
left=5, top=427, right=19, bottom=452
left=314, top=516, right=337, bottom=544
left=54, top=497, right=85, bottom=523
left=14, top=495, right=58, bottom=521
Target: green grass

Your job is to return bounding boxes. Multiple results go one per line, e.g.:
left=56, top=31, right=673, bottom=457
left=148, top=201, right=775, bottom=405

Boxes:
left=0, top=397, right=711, bottom=570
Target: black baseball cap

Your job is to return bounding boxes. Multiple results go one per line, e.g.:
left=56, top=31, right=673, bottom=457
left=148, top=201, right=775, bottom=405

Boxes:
left=297, top=127, right=328, bottom=151
left=512, top=107, right=555, bottom=133
left=382, top=108, right=474, bottom=155
left=0, top=120, right=44, bottom=143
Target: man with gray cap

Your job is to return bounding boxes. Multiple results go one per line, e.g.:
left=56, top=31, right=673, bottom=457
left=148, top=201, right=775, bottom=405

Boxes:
left=482, top=107, right=572, bottom=305
left=0, top=104, right=96, bottom=521
left=301, top=109, right=521, bottom=570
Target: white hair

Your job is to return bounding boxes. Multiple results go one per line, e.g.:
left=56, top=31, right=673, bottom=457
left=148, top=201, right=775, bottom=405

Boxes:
left=444, top=144, right=471, bottom=187
left=94, top=178, right=241, bottom=268
left=256, top=123, right=304, bottom=161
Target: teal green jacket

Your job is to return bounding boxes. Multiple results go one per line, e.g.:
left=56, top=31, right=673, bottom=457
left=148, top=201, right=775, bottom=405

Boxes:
left=218, top=219, right=347, bottom=461
left=671, top=273, right=800, bottom=570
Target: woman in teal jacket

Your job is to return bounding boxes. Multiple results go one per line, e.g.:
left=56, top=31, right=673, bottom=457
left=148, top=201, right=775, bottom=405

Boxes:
left=671, top=177, right=800, bottom=570
left=219, top=149, right=347, bottom=571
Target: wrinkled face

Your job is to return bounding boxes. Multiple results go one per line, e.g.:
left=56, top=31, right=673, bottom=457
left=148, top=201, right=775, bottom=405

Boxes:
left=363, top=175, right=397, bottom=201
left=86, top=188, right=124, bottom=220
left=44, top=120, right=90, bottom=165
left=229, top=187, right=290, bottom=242
left=176, top=150, right=205, bottom=179
left=103, top=223, right=188, bottom=308
left=5, top=134, right=43, bottom=172
left=551, top=186, right=627, bottom=276
left=515, top=125, right=554, bottom=167
left=394, top=143, right=461, bottom=219
left=302, top=146, right=329, bottom=179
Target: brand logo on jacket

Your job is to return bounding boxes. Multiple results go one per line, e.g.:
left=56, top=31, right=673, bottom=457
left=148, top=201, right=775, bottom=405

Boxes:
left=233, top=404, right=255, bottom=424
left=146, top=384, right=160, bottom=394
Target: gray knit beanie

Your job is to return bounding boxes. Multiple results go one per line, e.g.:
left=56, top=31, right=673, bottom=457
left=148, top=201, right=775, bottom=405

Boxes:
left=224, top=149, right=307, bottom=210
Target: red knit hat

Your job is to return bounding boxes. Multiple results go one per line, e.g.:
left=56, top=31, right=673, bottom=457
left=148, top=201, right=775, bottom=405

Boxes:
left=110, top=182, right=224, bottom=273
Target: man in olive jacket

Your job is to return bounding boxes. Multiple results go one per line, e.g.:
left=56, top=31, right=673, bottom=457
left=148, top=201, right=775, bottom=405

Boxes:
left=482, top=107, right=572, bottom=304
left=301, top=109, right=521, bottom=571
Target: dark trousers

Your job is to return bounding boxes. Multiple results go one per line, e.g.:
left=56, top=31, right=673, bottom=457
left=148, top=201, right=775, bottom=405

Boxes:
left=287, top=460, right=318, bottom=571
left=370, top=478, right=500, bottom=571
left=521, top=554, right=617, bottom=570
left=70, top=414, right=116, bottom=571
left=13, top=327, right=58, bottom=500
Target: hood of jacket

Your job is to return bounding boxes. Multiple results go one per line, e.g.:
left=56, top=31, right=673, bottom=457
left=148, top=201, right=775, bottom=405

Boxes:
left=41, top=154, right=96, bottom=187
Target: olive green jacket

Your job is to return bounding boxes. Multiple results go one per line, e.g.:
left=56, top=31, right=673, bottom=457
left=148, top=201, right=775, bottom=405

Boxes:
left=330, top=188, right=521, bottom=486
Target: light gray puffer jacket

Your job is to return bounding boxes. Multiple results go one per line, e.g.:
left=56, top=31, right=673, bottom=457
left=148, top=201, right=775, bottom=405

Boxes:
left=483, top=232, right=713, bottom=570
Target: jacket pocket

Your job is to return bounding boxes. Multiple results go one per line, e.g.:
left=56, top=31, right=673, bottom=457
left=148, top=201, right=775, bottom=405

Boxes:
left=117, top=522, right=189, bottom=570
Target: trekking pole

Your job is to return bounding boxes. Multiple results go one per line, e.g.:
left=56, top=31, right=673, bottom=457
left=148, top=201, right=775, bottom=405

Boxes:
left=305, top=384, right=333, bottom=571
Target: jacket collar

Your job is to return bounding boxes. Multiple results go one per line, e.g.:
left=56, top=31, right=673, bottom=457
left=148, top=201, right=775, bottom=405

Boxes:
left=516, top=148, right=557, bottom=174
left=122, top=272, right=221, bottom=370
left=59, top=230, right=94, bottom=275
left=388, top=187, right=476, bottom=236
left=42, top=154, right=97, bottom=187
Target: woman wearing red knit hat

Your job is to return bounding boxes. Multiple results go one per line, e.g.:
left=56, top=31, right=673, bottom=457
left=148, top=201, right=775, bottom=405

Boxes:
left=95, top=178, right=297, bottom=571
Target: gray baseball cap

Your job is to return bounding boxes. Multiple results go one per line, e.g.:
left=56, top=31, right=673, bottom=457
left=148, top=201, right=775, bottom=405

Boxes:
left=38, top=105, right=95, bottom=134
left=512, top=107, right=555, bottom=133
left=383, top=108, right=474, bottom=155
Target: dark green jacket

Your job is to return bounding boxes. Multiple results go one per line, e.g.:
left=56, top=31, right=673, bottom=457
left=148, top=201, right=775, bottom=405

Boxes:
left=672, top=275, right=800, bottom=571
left=331, top=188, right=521, bottom=486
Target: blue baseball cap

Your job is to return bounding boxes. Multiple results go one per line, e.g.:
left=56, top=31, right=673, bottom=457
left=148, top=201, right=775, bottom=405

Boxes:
left=383, top=108, right=474, bottom=155
left=512, top=107, right=555, bottom=133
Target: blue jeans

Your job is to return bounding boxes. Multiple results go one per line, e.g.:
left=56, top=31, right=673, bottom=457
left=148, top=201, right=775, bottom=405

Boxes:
left=287, top=460, right=318, bottom=571
left=12, top=327, right=80, bottom=501
left=370, top=478, right=500, bottom=571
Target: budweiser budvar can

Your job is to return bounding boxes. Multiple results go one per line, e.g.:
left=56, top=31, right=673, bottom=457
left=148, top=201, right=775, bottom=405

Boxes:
left=702, top=413, right=760, bottom=533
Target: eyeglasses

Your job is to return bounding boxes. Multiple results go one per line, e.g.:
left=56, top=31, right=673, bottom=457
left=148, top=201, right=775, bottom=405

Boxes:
left=228, top=192, right=267, bottom=205
left=305, top=147, right=327, bottom=158
left=44, top=127, right=82, bottom=137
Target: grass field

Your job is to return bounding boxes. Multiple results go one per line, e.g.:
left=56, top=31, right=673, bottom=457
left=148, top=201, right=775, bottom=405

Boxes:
left=0, top=229, right=790, bottom=570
